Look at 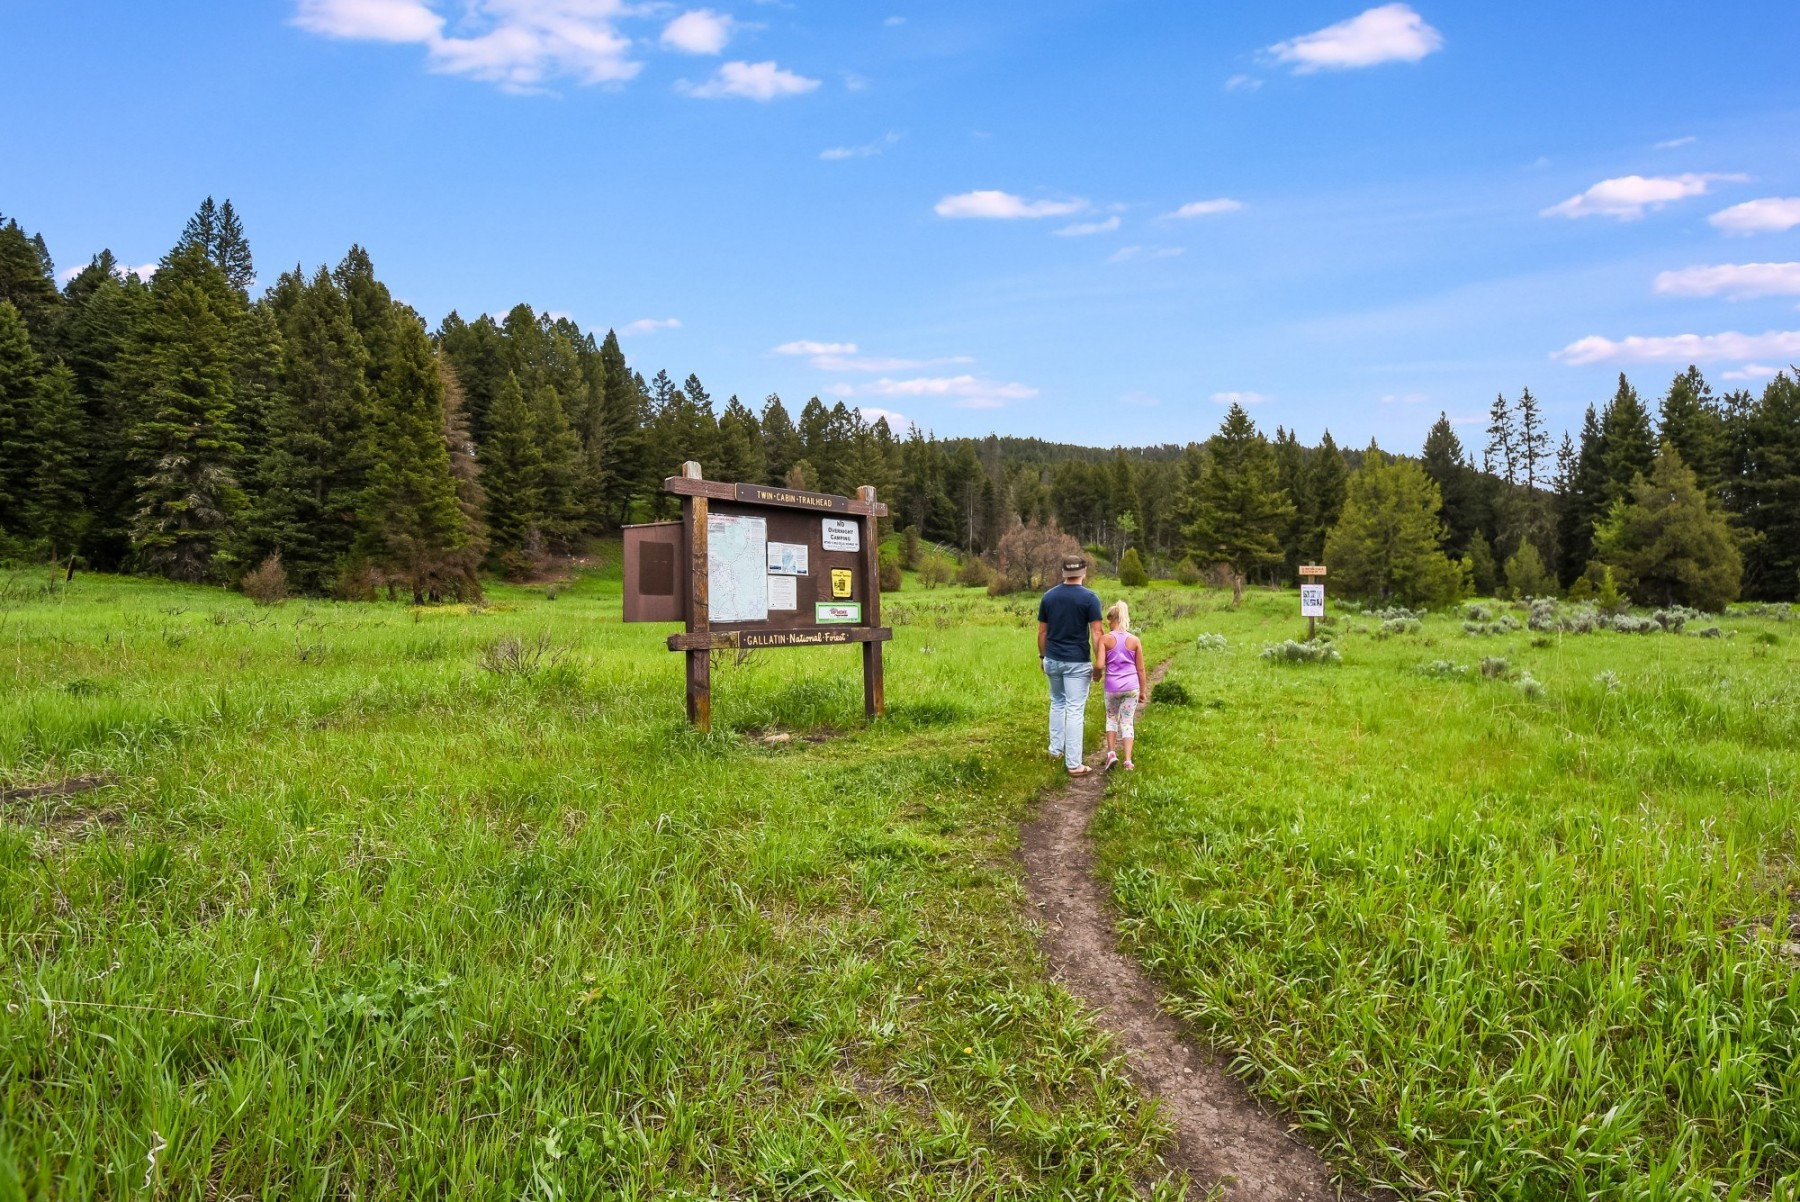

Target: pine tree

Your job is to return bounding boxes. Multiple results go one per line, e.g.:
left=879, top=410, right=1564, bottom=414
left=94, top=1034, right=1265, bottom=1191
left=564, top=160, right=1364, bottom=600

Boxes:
left=1599, top=372, right=1657, bottom=502
left=128, top=278, right=244, bottom=581
left=24, top=363, right=90, bottom=560
left=1301, top=431, right=1348, bottom=564
left=1183, top=403, right=1295, bottom=605
left=1421, top=413, right=1481, bottom=554
left=0, top=217, right=62, bottom=345
left=1324, top=445, right=1465, bottom=607
left=0, top=300, right=42, bottom=534
left=359, top=307, right=472, bottom=602
left=436, top=355, right=486, bottom=599
left=1502, top=541, right=1553, bottom=599
left=216, top=200, right=255, bottom=295
left=1273, top=426, right=1307, bottom=574
left=1595, top=443, right=1742, bottom=610
left=593, top=328, right=644, bottom=525
left=1465, top=529, right=1499, bottom=596
left=178, top=198, right=219, bottom=262
left=438, top=311, right=513, bottom=447
left=531, top=383, right=583, bottom=549
left=1516, top=388, right=1549, bottom=492
left=760, top=394, right=802, bottom=485
left=481, top=372, right=544, bottom=566
left=1484, top=393, right=1518, bottom=484
left=1657, top=365, right=1726, bottom=495
left=240, top=267, right=374, bottom=592
left=1737, top=371, right=1800, bottom=600
left=1556, top=405, right=1610, bottom=584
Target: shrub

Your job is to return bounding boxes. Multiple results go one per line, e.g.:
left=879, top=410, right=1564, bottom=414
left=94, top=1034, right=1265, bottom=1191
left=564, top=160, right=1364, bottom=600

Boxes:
left=1379, top=617, right=1422, bottom=637
left=917, top=552, right=955, bottom=588
left=1515, top=672, right=1545, bottom=699
left=1594, top=670, right=1622, bottom=693
left=990, top=522, right=1082, bottom=595
left=1150, top=679, right=1191, bottom=705
left=1118, top=547, right=1149, bottom=588
left=1194, top=632, right=1228, bottom=653
left=1417, top=660, right=1469, bottom=678
left=478, top=632, right=566, bottom=677
left=879, top=548, right=903, bottom=593
left=330, top=556, right=379, bottom=602
left=1463, top=616, right=1521, bottom=637
left=1363, top=605, right=1426, bottom=622
left=1502, top=542, right=1554, bottom=600
left=241, top=554, right=290, bottom=605
left=1261, top=639, right=1341, bottom=665
left=1463, top=603, right=1493, bottom=622
left=1479, top=656, right=1510, bottom=679
left=1173, top=557, right=1203, bottom=586
left=1609, top=614, right=1659, bottom=634
left=957, top=555, right=992, bottom=589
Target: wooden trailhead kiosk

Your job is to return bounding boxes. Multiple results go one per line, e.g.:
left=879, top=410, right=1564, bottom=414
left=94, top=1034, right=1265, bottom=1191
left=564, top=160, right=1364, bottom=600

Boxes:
left=623, top=462, right=893, bottom=731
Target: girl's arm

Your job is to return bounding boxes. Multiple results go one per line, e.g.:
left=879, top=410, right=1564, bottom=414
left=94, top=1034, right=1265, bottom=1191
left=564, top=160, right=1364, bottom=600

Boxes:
left=1133, top=637, right=1148, bottom=696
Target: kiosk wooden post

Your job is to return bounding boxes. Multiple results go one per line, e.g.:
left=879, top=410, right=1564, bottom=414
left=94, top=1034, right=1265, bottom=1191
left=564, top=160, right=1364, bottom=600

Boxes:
left=1299, top=564, right=1327, bottom=640
left=680, top=461, right=712, bottom=730
left=858, top=485, right=884, bottom=718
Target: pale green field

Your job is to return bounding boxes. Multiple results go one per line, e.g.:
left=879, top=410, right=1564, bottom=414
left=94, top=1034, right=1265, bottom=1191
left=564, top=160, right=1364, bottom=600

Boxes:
left=1100, top=594, right=1799, bottom=1201
left=3, top=569, right=1796, bottom=1200
left=0, top=566, right=1211, bottom=1200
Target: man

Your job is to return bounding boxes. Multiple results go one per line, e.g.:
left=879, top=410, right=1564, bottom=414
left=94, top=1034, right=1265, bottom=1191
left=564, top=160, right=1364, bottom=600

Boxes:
left=1037, top=555, right=1105, bottom=776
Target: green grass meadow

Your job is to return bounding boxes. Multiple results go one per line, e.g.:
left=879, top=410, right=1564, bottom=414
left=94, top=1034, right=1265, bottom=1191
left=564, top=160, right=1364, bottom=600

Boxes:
left=3, top=564, right=1796, bottom=1200
left=1100, top=594, right=1799, bottom=1200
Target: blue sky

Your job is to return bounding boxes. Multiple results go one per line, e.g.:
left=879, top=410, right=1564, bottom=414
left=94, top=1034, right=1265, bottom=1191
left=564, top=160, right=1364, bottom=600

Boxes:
left=5, top=2, right=1799, bottom=451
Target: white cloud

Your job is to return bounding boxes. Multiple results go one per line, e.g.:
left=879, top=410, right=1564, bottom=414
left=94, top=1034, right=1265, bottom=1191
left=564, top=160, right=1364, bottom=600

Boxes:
left=774, top=339, right=856, bottom=356
left=1055, top=216, right=1120, bottom=237
left=1224, top=73, right=1261, bottom=92
left=1270, top=4, right=1443, bottom=73
left=1166, top=198, right=1244, bottom=219
left=1541, top=173, right=1744, bottom=221
left=1655, top=136, right=1697, bottom=149
left=130, top=263, right=157, bottom=282
left=1108, top=245, right=1184, bottom=263
left=1381, top=392, right=1430, bottom=404
left=855, top=405, right=908, bottom=428
left=1722, top=364, right=1777, bottom=381
left=1553, top=328, right=1800, bottom=366
left=621, top=317, right=681, bottom=335
left=883, top=15, right=905, bottom=26
left=1653, top=262, right=1800, bottom=300
left=660, top=9, right=732, bottom=55
left=848, top=375, right=1039, bottom=407
left=1710, top=197, right=1800, bottom=235
left=933, top=190, right=1086, bottom=219
left=820, top=131, right=901, bottom=161
left=293, top=0, right=641, bottom=91
left=682, top=59, right=819, bottom=100
left=57, top=265, right=82, bottom=283
left=815, top=354, right=972, bottom=372
left=1211, top=391, right=1270, bottom=405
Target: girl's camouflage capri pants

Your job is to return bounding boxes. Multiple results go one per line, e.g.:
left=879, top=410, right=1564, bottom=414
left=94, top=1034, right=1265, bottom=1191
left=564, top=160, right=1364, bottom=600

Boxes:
left=1105, top=689, right=1138, bottom=740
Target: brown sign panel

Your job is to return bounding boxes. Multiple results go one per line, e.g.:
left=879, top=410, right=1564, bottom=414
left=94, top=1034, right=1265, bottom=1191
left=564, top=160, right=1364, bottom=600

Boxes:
left=1298, top=564, right=1328, bottom=576
left=623, top=522, right=688, bottom=622
left=734, top=482, right=852, bottom=513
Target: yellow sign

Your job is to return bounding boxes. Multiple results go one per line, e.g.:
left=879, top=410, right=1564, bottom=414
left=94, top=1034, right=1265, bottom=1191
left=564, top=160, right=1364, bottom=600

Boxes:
left=830, top=568, right=853, bottom=599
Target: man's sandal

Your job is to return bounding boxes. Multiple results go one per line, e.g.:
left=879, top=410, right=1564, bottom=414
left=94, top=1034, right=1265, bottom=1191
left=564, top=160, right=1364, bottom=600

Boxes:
left=1067, top=764, right=1093, bottom=776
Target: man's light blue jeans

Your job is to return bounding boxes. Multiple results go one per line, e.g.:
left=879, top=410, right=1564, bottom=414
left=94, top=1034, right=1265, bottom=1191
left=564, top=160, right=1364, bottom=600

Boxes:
left=1044, top=658, right=1094, bottom=770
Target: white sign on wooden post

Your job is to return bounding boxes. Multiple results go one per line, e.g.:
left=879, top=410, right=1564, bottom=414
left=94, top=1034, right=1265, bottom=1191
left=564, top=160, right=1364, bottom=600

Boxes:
left=821, top=518, right=860, bottom=552
left=1300, top=583, right=1325, bottom=618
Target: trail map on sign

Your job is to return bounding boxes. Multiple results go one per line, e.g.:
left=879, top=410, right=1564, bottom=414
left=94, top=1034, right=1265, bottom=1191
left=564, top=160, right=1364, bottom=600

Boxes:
left=707, top=513, right=769, bottom=622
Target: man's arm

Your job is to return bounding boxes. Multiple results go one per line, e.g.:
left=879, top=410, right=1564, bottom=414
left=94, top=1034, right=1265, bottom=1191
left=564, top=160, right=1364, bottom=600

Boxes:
left=1037, top=621, right=1048, bottom=658
left=1089, top=619, right=1105, bottom=670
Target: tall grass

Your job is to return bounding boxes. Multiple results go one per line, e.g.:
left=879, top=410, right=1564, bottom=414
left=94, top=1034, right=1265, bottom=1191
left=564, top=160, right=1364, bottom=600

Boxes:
left=1097, top=591, right=1800, bottom=1200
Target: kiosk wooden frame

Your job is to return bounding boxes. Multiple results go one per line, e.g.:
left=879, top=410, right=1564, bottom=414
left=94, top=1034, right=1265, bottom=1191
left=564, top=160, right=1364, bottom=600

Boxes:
left=623, top=462, right=892, bottom=731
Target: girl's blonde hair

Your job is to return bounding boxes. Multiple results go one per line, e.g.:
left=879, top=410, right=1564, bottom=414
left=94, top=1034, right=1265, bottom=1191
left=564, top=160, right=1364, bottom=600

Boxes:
left=1105, top=600, right=1130, bottom=631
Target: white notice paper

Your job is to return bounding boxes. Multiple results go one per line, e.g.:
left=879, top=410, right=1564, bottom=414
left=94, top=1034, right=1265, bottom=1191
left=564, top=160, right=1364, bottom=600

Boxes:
left=1300, top=583, right=1325, bottom=618
left=767, top=541, right=809, bottom=576
left=767, top=575, right=798, bottom=611
left=821, top=518, right=860, bottom=552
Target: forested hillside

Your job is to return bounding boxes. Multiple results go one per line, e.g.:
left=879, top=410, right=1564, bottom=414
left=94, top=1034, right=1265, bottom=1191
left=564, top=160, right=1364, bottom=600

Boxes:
left=1, top=200, right=1795, bottom=603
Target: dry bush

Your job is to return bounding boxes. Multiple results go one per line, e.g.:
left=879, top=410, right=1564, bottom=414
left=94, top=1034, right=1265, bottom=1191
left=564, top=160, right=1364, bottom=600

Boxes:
left=241, top=554, right=290, bottom=605
left=918, top=553, right=956, bottom=588
left=989, top=522, right=1082, bottom=595
left=957, top=555, right=992, bottom=588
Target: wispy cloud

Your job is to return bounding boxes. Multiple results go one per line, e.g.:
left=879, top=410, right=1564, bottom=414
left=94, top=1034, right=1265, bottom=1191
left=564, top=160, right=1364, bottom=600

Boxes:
left=1655, top=135, right=1697, bottom=149
left=840, top=375, right=1039, bottom=408
left=1553, top=328, right=1800, bottom=366
left=1212, top=390, right=1270, bottom=405
left=1269, top=3, right=1443, bottom=73
left=934, top=190, right=1086, bottom=219
left=1709, top=197, right=1800, bottom=236
left=1165, top=198, right=1243, bottom=220
left=854, top=405, right=908, bottom=429
left=820, top=131, right=901, bottom=161
left=1541, top=173, right=1745, bottom=221
left=293, top=0, right=641, bottom=91
left=660, top=9, right=733, bottom=55
left=774, top=339, right=856, bottom=356
left=1224, top=73, right=1261, bottom=92
left=1722, top=364, right=1777, bottom=381
left=1654, top=262, right=1800, bottom=300
left=622, top=317, right=681, bottom=335
left=681, top=59, right=819, bottom=100
left=1381, top=392, right=1430, bottom=404
left=1108, top=245, right=1184, bottom=263
left=1054, top=216, right=1120, bottom=237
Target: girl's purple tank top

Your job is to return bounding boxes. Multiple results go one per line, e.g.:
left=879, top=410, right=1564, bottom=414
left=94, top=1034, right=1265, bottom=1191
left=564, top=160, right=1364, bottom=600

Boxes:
left=1104, top=631, right=1138, bottom=693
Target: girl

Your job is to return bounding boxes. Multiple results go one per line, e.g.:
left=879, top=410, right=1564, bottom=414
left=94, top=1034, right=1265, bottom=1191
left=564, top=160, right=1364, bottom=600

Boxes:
left=1100, top=600, right=1148, bottom=771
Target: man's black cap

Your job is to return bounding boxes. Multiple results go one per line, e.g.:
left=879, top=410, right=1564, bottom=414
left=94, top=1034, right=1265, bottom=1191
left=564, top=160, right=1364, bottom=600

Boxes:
left=1062, top=556, right=1088, bottom=576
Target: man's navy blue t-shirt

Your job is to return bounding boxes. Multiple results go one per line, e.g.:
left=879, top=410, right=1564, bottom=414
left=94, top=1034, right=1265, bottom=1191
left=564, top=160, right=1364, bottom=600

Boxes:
left=1038, top=583, right=1102, bottom=663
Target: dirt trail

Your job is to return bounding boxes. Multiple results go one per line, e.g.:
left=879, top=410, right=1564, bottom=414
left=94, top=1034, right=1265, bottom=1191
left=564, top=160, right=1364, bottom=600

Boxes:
left=1020, top=662, right=1351, bottom=1201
